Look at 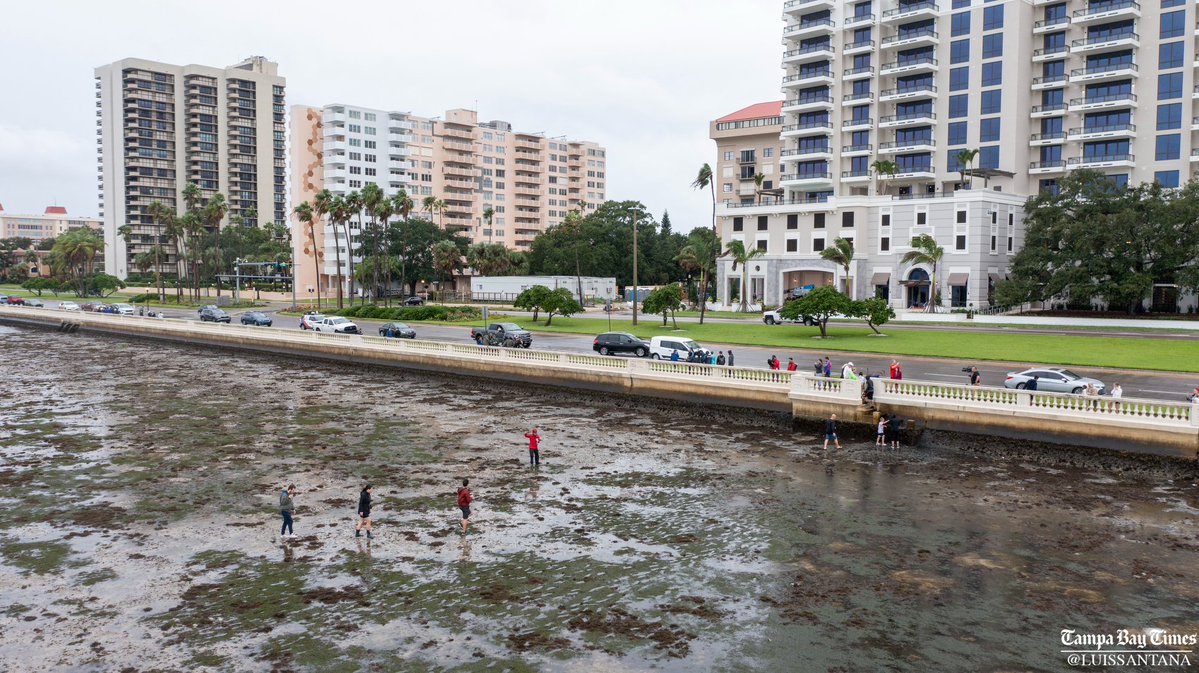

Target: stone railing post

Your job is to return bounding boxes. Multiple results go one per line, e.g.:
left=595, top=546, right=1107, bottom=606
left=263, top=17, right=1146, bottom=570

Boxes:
left=1191, top=399, right=1199, bottom=428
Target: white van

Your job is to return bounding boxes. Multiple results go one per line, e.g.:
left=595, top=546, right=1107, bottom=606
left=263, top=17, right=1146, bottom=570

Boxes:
left=649, top=336, right=710, bottom=361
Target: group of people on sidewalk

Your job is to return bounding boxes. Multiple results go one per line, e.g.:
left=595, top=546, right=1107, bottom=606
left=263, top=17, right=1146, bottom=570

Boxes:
left=670, top=349, right=735, bottom=366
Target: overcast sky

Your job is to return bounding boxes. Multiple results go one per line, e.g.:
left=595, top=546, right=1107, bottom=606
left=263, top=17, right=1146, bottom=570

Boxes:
left=0, top=0, right=783, bottom=232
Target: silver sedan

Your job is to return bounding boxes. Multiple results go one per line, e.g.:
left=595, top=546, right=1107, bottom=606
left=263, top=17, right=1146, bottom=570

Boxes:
left=1003, top=367, right=1106, bottom=394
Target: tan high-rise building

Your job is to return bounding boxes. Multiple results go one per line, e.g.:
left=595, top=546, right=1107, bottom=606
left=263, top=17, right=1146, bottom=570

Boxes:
left=95, top=56, right=286, bottom=279
left=291, top=104, right=605, bottom=299
left=0, top=204, right=102, bottom=242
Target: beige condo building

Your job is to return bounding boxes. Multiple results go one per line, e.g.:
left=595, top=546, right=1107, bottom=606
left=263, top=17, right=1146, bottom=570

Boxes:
left=0, top=204, right=102, bottom=242
left=291, top=104, right=605, bottom=299
left=95, top=56, right=287, bottom=280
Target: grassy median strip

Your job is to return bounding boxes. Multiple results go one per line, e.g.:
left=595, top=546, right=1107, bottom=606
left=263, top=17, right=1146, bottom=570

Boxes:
left=488, top=317, right=1199, bottom=373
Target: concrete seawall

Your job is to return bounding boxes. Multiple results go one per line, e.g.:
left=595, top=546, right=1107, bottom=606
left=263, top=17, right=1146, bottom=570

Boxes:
left=2, top=307, right=1195, bottom=460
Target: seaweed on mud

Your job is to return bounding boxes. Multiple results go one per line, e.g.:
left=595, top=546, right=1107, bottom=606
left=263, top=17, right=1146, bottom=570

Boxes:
left=506, top=630, right=573, bottom=653
left=567, top=606, right=693, bottom=658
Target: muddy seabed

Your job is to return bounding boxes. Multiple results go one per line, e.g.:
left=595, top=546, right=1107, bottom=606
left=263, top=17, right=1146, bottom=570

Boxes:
left=0, top=324, right=1196, bottom=673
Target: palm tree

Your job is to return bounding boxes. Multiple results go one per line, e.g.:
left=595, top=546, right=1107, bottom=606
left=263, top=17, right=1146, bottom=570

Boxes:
left=955, top=148, right=979, bottom=190
left=55, top=227, right=104, bottom=296
left=871, top=159, right=899, bottom=197
left=117, top=224, right=133, bottom=280
left=293, top=201, right=323, bottom=308
left=146, top=201, right=174, bottom=301
left=675, top=230, right=717, bottom=318
left=482, top=206, right=495, bottom=243
left=433, top=198, right=447, bottom=228
left=690, top=163, right=717, bottom=323
left=393, top=191, right=415, bottom=293
left=359, top=184, right=386, bottom=303
left=900, top=233, right=945, bottom=313
left=181, top=210, right=206, bottom=301
left=202, top=194, right=228, bottom=297
left=371, top=195, right=396, bottom=303
left=820, top=237, right=855, bottom=297
left=432, top=240, right=461, bottom=295
left=724, top=239, right=765, bottom=313
left=326, top=195, right=350, bottom=309
left=753, top=172, right=765, bottom=205
left=341, top=190, right=362, bottom=303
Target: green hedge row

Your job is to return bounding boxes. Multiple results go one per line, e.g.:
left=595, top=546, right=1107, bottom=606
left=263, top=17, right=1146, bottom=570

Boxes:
left=333, top=304, right=482, bottom=321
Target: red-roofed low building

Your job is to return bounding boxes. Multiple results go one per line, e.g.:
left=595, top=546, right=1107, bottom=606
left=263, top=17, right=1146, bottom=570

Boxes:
left=709, top=101, right=785, bottom=212
left=0, top=205, right=102, bottom=242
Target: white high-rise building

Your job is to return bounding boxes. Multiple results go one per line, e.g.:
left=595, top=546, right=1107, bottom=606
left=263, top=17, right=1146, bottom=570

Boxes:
left=713, top=0, right=1197, bottom=310
left=95, top=56, right=287, bottom=279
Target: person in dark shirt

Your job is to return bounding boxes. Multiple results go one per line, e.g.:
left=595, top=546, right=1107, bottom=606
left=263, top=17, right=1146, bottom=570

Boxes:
left=823, top=414, right=841, bottom=450
left=969, top=367, right=981, bottom=386
left=355, top=485, right=373, bottom=539
left=727, top=350, right=735, bottom=367
left=1026, top=375, right=1039, bottom=391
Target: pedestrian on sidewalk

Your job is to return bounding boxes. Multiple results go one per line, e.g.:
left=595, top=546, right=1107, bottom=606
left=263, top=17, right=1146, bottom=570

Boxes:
left=893, top=361, right=903, bottom=380
left=823, top=357, right=832, bottom=377
left=889, top=360, right=899, bottom=379
left=1111, top=383, right=1123, bottom=410
left=969, top=367, right=982, bottom=387
left=823, top=414, right=841, bottom=450
left=841, top=361, right=857, bottom=380
left=876, top=416, right=888, bottom=446
left=669, top=349, right=680, bottom=362
left=524, top=428, right=541, bottom=467
left=786, top=357, right=798, bottom=372
left=717, top=351, right=726, bottom=366
left=1026, top=375, right=1039, bottom=391
left=355, top=485, right=373, bottom=539
left=727, top=349, right=735, bottom=367
left=813, top=358, right=823, bottom=375
left=1084, top=383, right=1100, bottom=410
left=279, top=484, right=296, bottom=539
left=456, top=478, right=473, bottom=534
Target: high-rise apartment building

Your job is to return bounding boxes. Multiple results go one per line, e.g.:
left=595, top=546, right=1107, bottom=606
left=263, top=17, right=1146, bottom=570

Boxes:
left=291, top=104, right=605, bottom=299
left=95, top=57, right=286, bottom=279
left=715, top=0, right=1197, bottom=310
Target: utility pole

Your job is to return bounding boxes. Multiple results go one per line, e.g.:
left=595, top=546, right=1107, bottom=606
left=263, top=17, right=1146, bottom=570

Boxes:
left=234, top=258, right=241, bottom=304
left=631, top=210, right=639, bottom=326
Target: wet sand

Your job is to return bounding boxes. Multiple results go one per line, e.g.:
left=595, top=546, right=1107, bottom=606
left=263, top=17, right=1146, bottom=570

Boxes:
left=0, top=323, right=1196, bottom=672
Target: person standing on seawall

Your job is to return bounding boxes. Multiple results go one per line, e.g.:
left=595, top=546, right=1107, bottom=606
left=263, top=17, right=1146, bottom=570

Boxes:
left=456, top=478, right=473, bottom=534
left=279, top=484, right=296, bottom=540
left=355, top=485, right=374, bottom=539
left=524, top=428, right=541, bottom=467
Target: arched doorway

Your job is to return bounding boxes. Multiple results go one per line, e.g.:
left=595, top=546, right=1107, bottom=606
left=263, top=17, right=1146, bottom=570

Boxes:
left=906, top=268, right=930, bottom=308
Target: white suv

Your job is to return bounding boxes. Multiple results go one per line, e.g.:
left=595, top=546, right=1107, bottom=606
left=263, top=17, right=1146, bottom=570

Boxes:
left=313, top=316, right=360, bottom=334
left=111, top=303, right=136, bottom=315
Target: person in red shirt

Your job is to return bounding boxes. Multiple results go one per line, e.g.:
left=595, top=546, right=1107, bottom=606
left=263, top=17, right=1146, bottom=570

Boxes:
left=889, top=360, right=898, bottom=379
left=524, top=428, right=541, bottom=467
left=786, top=358, right=798, bottom=372
left=456, top=478, right=473, bottom=534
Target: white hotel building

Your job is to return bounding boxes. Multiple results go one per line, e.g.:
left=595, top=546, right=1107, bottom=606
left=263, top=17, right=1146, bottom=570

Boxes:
left=714, top=0, right=1197, bottom=310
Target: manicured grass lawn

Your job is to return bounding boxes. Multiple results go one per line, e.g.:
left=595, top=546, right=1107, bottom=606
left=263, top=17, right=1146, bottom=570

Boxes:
left=512, top=317, right=1199, bottom=373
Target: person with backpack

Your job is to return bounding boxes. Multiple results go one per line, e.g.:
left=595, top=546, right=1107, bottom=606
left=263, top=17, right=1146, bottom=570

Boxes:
left=355, top=485, right=373, bottom=539
left=786, top=358, right=798, bottom=372
left=727, top=350, right=735, bottom=367
left=524, top=428, right=541, bottom=467
left=279, top=484, right=296, bottom=540
left=716, top=351, right=726, bottom=366
left=823, top=357, right=832, bottom=377
left=456, top=478, right=473, bottom=534
left=813, top=358, right=823, bottom=375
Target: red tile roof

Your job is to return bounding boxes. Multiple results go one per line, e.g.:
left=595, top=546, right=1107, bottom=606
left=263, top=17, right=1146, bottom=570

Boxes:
left=716, top=101, right=784, bottom=123
left=44, top=206, right=67, bottom=215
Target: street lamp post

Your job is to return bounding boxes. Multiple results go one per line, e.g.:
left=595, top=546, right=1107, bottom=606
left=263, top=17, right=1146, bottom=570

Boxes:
left=631, top=210, right=639, bottom=326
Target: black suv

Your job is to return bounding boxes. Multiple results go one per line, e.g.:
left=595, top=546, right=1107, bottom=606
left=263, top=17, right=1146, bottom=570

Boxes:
left=199, top=307, right=231, bottom=323
left=593, top=332, right=650, bottom=357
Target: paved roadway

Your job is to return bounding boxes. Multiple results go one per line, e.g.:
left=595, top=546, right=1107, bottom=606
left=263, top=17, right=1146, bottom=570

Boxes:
left=29, top=301, right=1199, bottom=400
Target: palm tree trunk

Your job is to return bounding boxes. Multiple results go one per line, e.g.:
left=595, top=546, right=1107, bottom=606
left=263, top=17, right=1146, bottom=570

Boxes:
left=214, top=229, right=222, bottom=298
left=333, top=222, right=344, bottom=310
left=702, top=182, right=715, bottom=325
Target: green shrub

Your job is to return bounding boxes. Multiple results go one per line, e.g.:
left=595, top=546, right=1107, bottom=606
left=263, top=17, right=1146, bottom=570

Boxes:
left=128, top=293, right=158, bottom=303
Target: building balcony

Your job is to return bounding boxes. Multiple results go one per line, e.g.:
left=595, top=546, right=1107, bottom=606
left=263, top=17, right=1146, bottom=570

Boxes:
left=843, top=39, right=875, bottom=55
left=1190, top=149, right=1199, bottom=162
left=1029, top=132, right=1067, bottom=146
left=1069, top=61, right=1137, bottom=83
left=324, top=140, right=348, bottom=154
left=781, top=121, right=834, bottom=138
left=1067, top=92, right=1136, bottom=111
left=441, top=126, right=474, bottom=140
left=1029, top=160, right=1067, bottom=174
left=784, top=44, right=835, bottom=64
left=881, top=1, right=938, bottom=24
left=1031, top=103, right=1067, bottom=117
left=324, top=167, right=349, bottom=181
left=780, top=172, right=835, bottom=189
left=883, top=167, right=935, bottom=181
left=842, top=117, right=873, bottom=129
left=1031, top=74, right=1068, bottom=90
left=1072, top=0, right=1139, bottom=25
left=844, top=13, right=875, bottom=26
left=881, top=29, right=939, bottom=50
left=783, top=70, right=835, bottom=87
left=389, top=133, right=415, bottom=145
left=783, top=0, right=835, bottom=13
left=879, top=83, right=937, bottom=102
left=389, top=160, right=414, bottom=172
left=782, top=95, right=835, bottom=112
left=1193, top=85, right=1199, bottom=100
left=323, top=111, right=347, bottom=125
left=1068, top=123, right=1136, bottom=140
left=879, top=111, right=936, bottom=128
left=880, top=57, right=938, bottom=76
left=1068, top=153, right=1135, bottom=168
left=1032, top=45, right=1069, bottom=61
left=841, top=91, right=873, bottom=105
left=782, top=19, right=835, bottom=40
left=843, top=65, right=874, bottom=81
left=1071, top=32, right=1138, bottom=54
left=841, top=144, right=873, bottom=156
left=781, top=146, right=834, bottom=161
left=1192, top=116, right=1199, bottom=131
left=1033, top=16, right=1070, bottom=33
left=388, top=119, right=415, bottom=131
left=841, top=170, right=872, bottom=182
left=879, top=138, right=936, bottom=154
left=388, top=146, right=412, bottom=158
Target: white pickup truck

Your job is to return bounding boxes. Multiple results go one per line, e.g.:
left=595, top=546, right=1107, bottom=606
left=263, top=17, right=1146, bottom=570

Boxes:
left=312, top=316, right=361, bottom=334
left=762, top=307, right=814, bottom=326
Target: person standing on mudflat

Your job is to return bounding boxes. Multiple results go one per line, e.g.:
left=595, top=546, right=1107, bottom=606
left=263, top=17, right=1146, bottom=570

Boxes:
left=355, top=485, right=374, bottom=539
left=279, top=484, right=296, bottom=540
left=823, top=414, right=841, bottom=450
left=457, top=478, right=474, bottom=534
left=524, top=428, right=542, bottom=467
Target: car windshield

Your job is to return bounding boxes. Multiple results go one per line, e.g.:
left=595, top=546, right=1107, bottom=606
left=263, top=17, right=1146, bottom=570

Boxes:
left=392, top=323, right=409, bottom=329
left=496, top=323, right=521, bottom=331
left=330, top=317, right=349, bottom=324
left=248, top=313, right=263, bottom=318
left=114, top=304, right=131, bottom=308
left=682, top=340, right=702, bottom=350
left=307, top=314, right=325, bottom=320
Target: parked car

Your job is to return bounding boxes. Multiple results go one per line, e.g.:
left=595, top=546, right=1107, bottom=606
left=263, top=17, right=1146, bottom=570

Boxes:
left=59, top=301, right=81, bottom=312
left=240, top=311, right=273, bottom=326
left=0, top=294, right=7, bottom=304
left=763, top=307, right=814, bottom=326
left=379, top=322, right=416, bottom=338
left=786, top=284, right=816, bottom=300
left=649, top=336, right=711, bottom=361
left=199, top=307, right=231, bottom=323
left=6, top=296, right=25, bottom=306
left=81, top=302, right=103, bottom=312
left=470, top=322, right=533, bottom=348
left=1004, top=367, right=1106, bottom=395
left=593, top=332, right=650, bottom=357
left=111, top=303, right=135, bottom=315
left=313, top=316, right=360, bottom=334
left=25, top=298, right=44, bottom=308
left=198, top=304, right=218, bottom=315
left=299, top=312, right=326, bottom=330
left=403, top=296, right=425, bottom=306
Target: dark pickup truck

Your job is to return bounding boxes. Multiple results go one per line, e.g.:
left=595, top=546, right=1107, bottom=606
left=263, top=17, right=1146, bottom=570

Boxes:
left=470, top=322, right=533, bottom=348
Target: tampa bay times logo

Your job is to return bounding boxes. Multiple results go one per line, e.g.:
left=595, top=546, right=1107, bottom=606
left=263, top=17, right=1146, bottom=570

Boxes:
left=1060, top=629, right=1197, bottom=668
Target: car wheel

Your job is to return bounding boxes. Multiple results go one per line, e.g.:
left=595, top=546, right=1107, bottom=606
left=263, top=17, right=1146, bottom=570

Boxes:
left=634, top=347, right=647, bottom=358
left=804, top=318, right=814, bottom=326
left=764, top=316, right=776, bottom=325
left=1071, top=387, right=1083, bottom=395
left=651, top=353, right=660, bottom=360
left=599, top=346, right=610, bottom=355
left=1015, top=382, right=1026, bottom=390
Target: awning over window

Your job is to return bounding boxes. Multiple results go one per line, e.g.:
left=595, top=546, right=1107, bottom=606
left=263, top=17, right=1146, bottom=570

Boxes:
left=947, top=273, right=969, bottom=286
left=871, top=272, right=890, bottom=286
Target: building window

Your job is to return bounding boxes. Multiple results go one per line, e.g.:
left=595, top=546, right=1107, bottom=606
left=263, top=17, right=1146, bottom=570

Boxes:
left=732, top=217, right=743, bottom=232
left=916, top=211, right=927, bottom=225
left=763, top=147, right=774, bottom=158
left=814, top=213, right=825, bottom=229
left=951, top=12, right=970, bottom=37
left=980, top=90, right=1001, bottom=115
left=950, top=39, right=970, bottom=64
left=787, top=214, right=798, bottom=229
left=1159, top=42, right=1184, bottom=69
left=947, top=121, right=967, bottom=146
left=950, top=67, right=969, bottom=92
left=1161, top=0, right=1184, bottom=6
left=956, top=234, right=967, bottom=251
left=1154, top=170, right=1180, bottom=188
left=981, top=33, right=1003, bottom=59
left=982, top=4, right=1003, bottom=30
left=842, top=211, right=855, bottom=228
left=979, top=146, right=999, bottom=168
left=980, top=118, right=1000, bottom=142
left=812, top=237, right=825, bottom=252
left=1158, top=73, right=1183, bottom=100
left=786, top=238, right=798, bottom=252
left=757, top=216, right=768, bottom=230
left=756, top=239, right=768, bottom=252
left=723, top=183, right=733, bottom=193
left=1160, top=10, right=1185, bottom=39
left=981, top=62, right=1002, bottom=87
left=723, top=151, right=733, bottom=161
left=949, top=95, right=969, bottom=119
left=880, top=236, right=890, bottom=252
left=1155, top=134, right=1181, bottom=161
left=957, top=209, right=967, bottom=224
left=880, top=213, right=891, bottom=227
